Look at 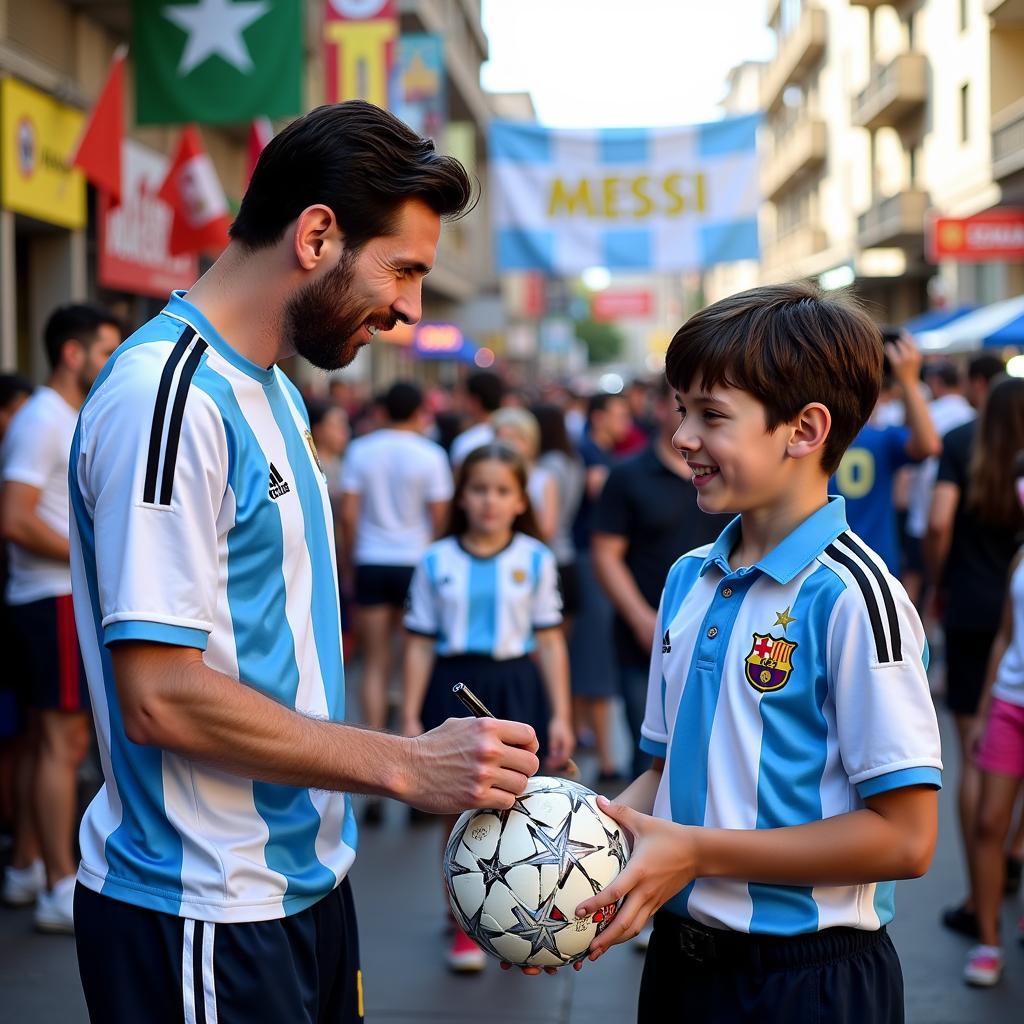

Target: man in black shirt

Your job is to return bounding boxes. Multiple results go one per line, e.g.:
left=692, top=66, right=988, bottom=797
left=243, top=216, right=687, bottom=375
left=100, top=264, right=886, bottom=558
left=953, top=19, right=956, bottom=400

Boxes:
left=592, top=380, right=729, bottom=777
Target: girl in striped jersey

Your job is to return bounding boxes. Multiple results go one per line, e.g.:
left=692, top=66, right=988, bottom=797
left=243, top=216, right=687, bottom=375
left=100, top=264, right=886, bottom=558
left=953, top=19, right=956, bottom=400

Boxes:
left=401, top=443, right=574, bottom=973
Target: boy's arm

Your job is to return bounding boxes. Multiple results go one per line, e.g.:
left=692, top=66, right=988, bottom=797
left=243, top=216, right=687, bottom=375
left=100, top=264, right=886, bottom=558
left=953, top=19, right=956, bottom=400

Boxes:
left=888, top=334, right=940, bottom=461
left=578, top=785, right=937, bottom=957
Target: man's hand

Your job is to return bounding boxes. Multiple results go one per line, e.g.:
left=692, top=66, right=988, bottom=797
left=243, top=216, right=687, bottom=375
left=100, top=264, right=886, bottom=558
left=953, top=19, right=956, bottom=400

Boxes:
left=885, top=332, right=923, bottom=391
left=573, top=796, right=697, bottom=961
left=400, top=716, right=539, bottom=814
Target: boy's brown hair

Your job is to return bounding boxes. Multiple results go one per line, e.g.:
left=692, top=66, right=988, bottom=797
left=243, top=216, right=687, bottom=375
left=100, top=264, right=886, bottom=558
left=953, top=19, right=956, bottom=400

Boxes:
left=664, top=281, right=882, bottom=475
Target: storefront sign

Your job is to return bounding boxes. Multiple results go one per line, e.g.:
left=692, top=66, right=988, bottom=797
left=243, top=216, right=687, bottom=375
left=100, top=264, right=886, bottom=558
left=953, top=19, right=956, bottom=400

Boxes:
left=98, top=140, right=198, bottom=298
left=0, top=78, right=85, bottom=229
left=591, top=289, right=653, bottom=321
left=928, top=210, right=1024, bottom=262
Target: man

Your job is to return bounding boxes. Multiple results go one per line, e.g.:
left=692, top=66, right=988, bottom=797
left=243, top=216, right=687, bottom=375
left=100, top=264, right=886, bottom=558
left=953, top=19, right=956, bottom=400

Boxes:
left=69, top=102, right=538, bottom=1023
left=591, top=381, right=729, bottom=780
left=340, top=380, right=452, bottom=824
left=0, top=306, right=121, bottom=933
left=569, top=392, right=632, bottom=781
left=449, top=370, right=504, bottom=467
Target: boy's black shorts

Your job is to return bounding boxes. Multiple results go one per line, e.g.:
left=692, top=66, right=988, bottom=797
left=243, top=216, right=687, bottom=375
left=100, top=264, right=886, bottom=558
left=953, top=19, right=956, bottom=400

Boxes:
left=75, top=880, right=363, bottom=1023
left=639, top=911, right=903, bottom=1024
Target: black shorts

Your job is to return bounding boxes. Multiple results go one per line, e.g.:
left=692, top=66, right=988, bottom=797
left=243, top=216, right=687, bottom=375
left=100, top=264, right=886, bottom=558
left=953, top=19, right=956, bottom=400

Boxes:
left=556, top=561, right=582, bottom=619
left=640, top=912, right=903, bottom=1024
left=354, top=564, right=414, bottom=609
left=75, top=880, right=363, bottom=1024
left=9, top=594, right=88, bottom=712
left=944, top=627, right=998, bottom=716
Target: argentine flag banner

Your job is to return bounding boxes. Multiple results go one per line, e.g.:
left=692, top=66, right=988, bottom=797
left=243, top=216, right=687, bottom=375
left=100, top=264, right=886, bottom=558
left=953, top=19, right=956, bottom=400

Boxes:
left=490, top=114, right=761, bottom=274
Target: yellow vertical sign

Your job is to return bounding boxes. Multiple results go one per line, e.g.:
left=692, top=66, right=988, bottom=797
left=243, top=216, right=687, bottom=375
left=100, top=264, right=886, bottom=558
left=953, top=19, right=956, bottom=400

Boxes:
left=324, top=20, right=397, bottom=108
left=0, top=78, right=86, bottom=229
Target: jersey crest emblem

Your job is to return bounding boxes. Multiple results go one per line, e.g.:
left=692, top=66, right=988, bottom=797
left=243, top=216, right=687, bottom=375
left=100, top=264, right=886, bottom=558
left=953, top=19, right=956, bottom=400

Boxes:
left=304, top=430, right=322, bottom=472
left=511, top=568, right=527, bottom=584
left=744, top=632, right=798, bottom=693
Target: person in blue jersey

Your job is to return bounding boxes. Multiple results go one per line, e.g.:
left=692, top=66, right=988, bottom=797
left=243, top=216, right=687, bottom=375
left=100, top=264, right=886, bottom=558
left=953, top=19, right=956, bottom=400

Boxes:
left=566, top=283, right=943, bottom=1024
left=829, top=333, right=940, bottom=575
left=69, top=102, right=541, bottom=1024
left=401, top=443, right=574, bottom=974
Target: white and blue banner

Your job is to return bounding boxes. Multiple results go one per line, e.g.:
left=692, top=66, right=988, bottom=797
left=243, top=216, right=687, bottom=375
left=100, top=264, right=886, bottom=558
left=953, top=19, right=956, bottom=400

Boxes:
left=490, top=115, right=761, bottom=274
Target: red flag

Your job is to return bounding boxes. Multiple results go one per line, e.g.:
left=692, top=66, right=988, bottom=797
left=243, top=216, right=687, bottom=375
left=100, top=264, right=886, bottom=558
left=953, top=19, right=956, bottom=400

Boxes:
left=158, top=126, right=231, bottom=257
left=246, top=117, right=273, bottom=186
left=72, top=46, right=125, bottom=204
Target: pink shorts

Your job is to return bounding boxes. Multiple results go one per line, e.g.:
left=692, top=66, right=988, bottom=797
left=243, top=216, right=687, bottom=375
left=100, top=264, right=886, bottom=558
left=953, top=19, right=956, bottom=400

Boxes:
left=975, top=696, right=1024, bottom=778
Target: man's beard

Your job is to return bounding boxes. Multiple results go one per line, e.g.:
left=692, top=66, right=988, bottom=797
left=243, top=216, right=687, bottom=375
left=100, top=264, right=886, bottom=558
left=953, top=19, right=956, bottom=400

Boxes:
left=284, top=250, right=391, bottom=371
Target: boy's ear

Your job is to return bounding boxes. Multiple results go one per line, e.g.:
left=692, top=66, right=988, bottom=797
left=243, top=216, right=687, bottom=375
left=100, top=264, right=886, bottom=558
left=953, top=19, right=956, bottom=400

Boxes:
left=787, top=402, right=831, bottom=462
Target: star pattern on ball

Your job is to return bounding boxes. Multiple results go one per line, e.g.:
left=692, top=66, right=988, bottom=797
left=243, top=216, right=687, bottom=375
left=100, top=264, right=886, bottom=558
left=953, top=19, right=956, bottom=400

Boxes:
left=516, top=812, right=603, bottom=889
left=474, top=849, right=518, bottom=899
left=526, top=778, right=603, bottom=826
left=496, top=794, right=534, bottom=826
left=507, top=890, right=571, bottom=960
left=602, top=823, right=629, bottom=873
left=465, top=901, right=508, bottom=961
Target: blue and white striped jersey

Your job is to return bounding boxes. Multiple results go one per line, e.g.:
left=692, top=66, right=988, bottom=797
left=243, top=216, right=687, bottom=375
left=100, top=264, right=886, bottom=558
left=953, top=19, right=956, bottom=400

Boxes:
left=641, top=497, right=942, bottom=935
left=404, top=534, right=562, bottom=659
left=69, top=291, right=356, bottom=923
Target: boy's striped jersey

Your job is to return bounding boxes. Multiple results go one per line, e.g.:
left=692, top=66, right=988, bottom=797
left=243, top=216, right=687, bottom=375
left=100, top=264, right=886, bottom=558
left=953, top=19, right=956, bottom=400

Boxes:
left=641, top=498, right=942, bottom=935
left=70, top=292, right=356, bottom=923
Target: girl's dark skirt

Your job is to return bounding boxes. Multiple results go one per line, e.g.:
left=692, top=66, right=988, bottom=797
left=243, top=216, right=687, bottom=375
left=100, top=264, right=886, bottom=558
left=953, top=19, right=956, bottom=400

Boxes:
left=422, top=653, right=551, bottom=763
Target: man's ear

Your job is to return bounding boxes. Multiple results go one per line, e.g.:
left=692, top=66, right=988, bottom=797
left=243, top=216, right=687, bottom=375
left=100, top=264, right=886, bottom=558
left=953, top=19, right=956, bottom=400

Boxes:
left=293, top=204, right=341, bottom=270
left=787, top=402, right=831, bottom=462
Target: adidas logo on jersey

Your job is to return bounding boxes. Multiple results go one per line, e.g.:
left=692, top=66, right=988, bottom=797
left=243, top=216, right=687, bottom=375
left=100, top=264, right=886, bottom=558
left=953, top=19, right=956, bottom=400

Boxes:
left=268, top=463, right=291, bottom=500
left=662, top=629, right=672, bottom=654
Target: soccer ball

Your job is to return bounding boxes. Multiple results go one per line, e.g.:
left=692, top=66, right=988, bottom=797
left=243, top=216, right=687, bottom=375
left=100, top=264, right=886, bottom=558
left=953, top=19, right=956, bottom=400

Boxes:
left=443, top=776, right=630, bottom=968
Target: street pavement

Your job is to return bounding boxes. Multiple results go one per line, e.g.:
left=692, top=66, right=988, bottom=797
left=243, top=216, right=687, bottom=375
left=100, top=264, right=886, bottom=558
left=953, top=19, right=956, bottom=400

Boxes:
left=1, top=695, right=1022, bottom=1022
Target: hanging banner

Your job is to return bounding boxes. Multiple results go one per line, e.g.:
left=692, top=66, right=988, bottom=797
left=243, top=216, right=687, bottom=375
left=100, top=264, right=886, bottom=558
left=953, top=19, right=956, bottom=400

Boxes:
left=99, top=140, right=199, bottom=298
left=0, top=78, right=85, bottom=229
left=490, top=114, right=761, bottom=274
left=323, top=0, right=397, bottom=107
left=390, top=34, right=446, bottom=141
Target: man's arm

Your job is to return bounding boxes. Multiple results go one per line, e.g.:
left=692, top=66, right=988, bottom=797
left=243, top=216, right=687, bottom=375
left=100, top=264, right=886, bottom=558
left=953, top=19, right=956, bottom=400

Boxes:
left=0, top=481, right=70, bottom=561
left=112, top=641, right=538, bottom=814
left=591, top=531, right=657, bottom=651
left=578, top=785, right=937, bottom=957
left=888, top=335, right=940, bottom=461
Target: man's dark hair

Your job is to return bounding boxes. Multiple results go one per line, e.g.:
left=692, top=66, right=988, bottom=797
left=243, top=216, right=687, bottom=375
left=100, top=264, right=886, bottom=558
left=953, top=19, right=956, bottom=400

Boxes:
left=231, top=101, right=475, bottom=252
left=0, top=373, right=32, bottom=410
left=664, top=281, right=882, bottom=475
left=586, top=392, right=623, bottom=421
left=465, top=371, right=504, bottom=414
left=532, top=403, right=575, bottom=457
left=967, top=353, right=1005, bottom=385
left=43, top=303, right=122, bottom=371
left=385, top=381, right=423, bottom=422
left=924, top=361, right=961, bottom=390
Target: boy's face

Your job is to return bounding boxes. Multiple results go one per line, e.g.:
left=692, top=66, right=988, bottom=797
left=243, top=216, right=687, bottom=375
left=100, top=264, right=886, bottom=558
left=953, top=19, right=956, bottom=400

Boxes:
left=672, top=384, right=795, bottom=515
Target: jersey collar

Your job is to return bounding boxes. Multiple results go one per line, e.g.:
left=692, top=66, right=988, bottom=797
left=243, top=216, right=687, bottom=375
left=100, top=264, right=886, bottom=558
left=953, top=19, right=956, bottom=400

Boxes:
left=699, top=496, right=850, bottom=584
left=165, top=290, right=277, bottom=387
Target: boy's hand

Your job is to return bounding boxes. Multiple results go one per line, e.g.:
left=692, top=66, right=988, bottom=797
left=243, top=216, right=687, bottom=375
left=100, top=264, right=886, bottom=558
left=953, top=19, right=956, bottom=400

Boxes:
left=573, top=795, right=698, bottom=960
left=885, top=332, right=923, bottom=390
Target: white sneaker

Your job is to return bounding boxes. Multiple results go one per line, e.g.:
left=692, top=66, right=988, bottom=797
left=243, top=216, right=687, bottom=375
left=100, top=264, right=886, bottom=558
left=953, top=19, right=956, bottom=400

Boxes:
left=34, top=874, right=76, bottom=934
left=2, top=859, right=45, bottom=907
left=963, top=944, right=1003, bottom=987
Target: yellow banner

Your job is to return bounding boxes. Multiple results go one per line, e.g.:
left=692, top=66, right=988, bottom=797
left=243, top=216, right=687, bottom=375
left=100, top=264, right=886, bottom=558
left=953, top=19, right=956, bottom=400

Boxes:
left=1, top=78, right=85, bottom=229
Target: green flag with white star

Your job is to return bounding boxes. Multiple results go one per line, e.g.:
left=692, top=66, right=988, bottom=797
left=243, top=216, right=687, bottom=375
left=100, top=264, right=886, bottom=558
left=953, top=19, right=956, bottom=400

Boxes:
left=133, top=0, right=302, bottom=125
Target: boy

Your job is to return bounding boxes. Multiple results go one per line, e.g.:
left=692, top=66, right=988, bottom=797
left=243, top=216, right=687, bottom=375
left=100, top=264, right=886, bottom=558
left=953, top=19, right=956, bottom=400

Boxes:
left=574, top=282, right=942, bottom=1023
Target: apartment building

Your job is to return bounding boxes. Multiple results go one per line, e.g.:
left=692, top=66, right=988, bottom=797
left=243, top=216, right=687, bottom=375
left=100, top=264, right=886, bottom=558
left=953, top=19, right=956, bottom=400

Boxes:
left=757, top=0, right=1024, bottom=323
left=0, top=0, right=500, bottom=379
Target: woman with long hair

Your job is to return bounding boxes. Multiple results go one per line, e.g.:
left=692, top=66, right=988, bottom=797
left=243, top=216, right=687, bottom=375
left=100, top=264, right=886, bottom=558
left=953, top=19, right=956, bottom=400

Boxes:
left=927, top=374, right=1024, bottom=938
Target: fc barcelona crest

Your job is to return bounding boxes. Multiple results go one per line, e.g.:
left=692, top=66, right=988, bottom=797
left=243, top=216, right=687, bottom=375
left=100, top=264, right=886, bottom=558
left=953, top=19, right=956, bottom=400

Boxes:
left=744, top=632, right=798, bottom=693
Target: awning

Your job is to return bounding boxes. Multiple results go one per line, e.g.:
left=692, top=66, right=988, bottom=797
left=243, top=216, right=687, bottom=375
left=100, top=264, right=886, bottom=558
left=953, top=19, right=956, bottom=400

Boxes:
left=903, top=306, right=976, bottom=334
left=916, top=295, right=1024, bottom=353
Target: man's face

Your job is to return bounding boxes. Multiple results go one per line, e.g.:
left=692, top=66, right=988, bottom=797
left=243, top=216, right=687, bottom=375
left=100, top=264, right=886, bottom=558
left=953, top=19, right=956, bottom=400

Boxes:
left=603, top=396, right=632, bottom=444
left=671, top=383, right=793, bottom=515
left=76, top=323, right=121, bottom=392
left=285, top=198, right=441, bottom=371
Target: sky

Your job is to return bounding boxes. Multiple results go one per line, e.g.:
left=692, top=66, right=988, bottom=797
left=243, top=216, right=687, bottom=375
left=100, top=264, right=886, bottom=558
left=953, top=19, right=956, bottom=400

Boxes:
left=480, top=0, right=776, bottom=128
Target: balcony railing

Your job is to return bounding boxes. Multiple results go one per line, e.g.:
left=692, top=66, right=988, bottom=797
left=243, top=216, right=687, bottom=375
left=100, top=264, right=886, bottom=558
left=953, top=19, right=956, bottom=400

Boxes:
left=761, top=6, right=827, bottom=111
left=852, top=52, right=927, bottom=131
left=993, top=98, right=1024, bottom=180
left=761, top=117, right=828, bottom=202
left=857, top=190, right=929, bottom=249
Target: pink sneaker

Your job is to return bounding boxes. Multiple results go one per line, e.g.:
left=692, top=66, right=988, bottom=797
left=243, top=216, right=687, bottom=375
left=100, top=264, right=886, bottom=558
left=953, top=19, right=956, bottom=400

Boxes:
left=447, top=930, right=486, bottom=973
left=963, top=945, right=1003, bottom=987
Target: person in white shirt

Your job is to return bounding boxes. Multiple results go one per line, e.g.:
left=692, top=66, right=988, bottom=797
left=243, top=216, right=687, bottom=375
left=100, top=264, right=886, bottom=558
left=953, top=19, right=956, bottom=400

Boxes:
left=0, top=304, right=121, bottom=933
left=340, top=380, right=453, bottom=823
left=449, top=370, right=504, bottom=467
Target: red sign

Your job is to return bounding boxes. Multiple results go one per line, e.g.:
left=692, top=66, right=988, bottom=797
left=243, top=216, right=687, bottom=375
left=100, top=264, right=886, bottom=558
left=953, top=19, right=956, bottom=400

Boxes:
left=928, top=210, right=1024, bottom=263
left=591, top=290, right=654, bottom=322
left=98, top=140, right=198, bottom=298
